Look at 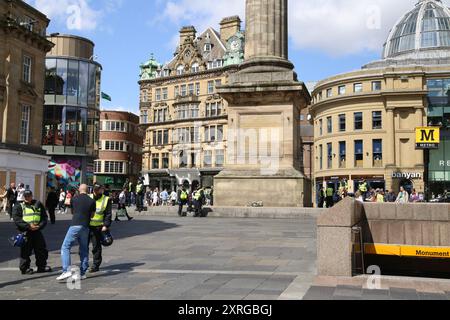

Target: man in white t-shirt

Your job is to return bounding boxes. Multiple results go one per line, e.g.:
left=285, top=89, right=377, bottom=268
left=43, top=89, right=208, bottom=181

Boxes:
left=16, top=184, right=26, bottom=203
left=170, top=190, right=177, bottom=206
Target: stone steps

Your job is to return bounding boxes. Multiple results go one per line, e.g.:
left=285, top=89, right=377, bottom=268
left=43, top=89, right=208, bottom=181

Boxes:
left=123, top=206, right=324, bottom=219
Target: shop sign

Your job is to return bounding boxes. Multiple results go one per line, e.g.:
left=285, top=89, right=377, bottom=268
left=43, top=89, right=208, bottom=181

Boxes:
left=439, top=160, right=450, bottom=167
left=365, top=244, right=450, bottom=259
left=391, top=172, right=422, bottom=179
left=416, top=127, right=440, bottom=149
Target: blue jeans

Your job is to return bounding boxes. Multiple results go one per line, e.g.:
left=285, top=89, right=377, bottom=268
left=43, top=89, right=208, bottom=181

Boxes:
left=61, top=226, right=89, bottom=275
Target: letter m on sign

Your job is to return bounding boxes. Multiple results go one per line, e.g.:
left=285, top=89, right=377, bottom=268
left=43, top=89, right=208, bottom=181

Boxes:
left=421, top=129, right=435, bottom=142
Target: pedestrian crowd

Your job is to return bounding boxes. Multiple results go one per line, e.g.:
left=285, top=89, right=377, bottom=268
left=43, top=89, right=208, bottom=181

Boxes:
left=317, top=179, right=432, bottom=208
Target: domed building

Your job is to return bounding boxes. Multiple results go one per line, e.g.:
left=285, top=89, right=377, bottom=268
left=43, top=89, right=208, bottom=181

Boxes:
left=311, top=0, right=450, bottom=206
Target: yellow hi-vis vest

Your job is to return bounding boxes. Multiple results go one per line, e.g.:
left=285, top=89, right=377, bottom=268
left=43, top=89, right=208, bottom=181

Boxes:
left=180, top=191, right=188, bottom=201
left=90, top=195, right=109, bottom=227
left=194, top=189, right=203, bottom=201
left=22, top=203, right=41, bottom=224
left=359, top=182, right=368, bottom=192
left=136, top=183, right=143, bottom=193
left=129, top=182, right=132, bottom=192
left=326, top=188, right=334, bottom=197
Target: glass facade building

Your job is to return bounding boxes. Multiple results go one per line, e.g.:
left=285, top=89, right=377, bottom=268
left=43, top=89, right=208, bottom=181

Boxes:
left=43, top=35, right=101, bottom=189
left=43, top=58, right=100, bottom=152
left=427, top=78, right=450, bottom=197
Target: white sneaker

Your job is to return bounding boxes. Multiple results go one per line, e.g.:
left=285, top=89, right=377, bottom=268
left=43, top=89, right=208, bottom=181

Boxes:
left=56, top=272, right=72, bottom=281
left=72, top=274, right=87, bottom=281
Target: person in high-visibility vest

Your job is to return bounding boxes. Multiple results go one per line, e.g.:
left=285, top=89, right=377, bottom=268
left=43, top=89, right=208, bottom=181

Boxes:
left=325, top=186, right=335, bottom=208
left=358, top=180, right=368, bottom=199
left=127, top=181, right=134, bottom=207
left=177, top=185, right=189, bottom=217
left=193, top=186, right=205, bottom=217
left=13, top=190, right=52, bottom=275
left=135, top=179, right=145, bottom=212
left=339, top=179, right=348, bottom=193
left=88, top=184, right=112, bottom=273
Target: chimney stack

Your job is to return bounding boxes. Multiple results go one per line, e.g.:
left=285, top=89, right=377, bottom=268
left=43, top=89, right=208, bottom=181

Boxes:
left=179, top=26, right=197, bottom=46
left=220, top=16, right=241, bottom=43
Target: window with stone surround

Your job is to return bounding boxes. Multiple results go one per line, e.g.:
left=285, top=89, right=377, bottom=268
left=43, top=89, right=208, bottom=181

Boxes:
left=20, top=105, right=31, bottom=145
left=23, top=55, right=32, bottom=83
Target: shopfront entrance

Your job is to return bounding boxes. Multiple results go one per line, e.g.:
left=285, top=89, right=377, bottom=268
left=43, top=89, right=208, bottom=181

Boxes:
left=400, top=179, right=414, bottom=194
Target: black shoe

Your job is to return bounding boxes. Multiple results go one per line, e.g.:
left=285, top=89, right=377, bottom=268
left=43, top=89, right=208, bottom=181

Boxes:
left=37, top=266, right=52, bottom=273
left=114, top=218, right=120, bottom=222
left=21, top=268, right=34, bottom=275
left=89, top=267, right=99, bottom=273
left=128, top=217, right=134, bottom=221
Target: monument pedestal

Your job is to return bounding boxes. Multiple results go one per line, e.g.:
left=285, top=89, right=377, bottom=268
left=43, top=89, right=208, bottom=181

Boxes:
left=214, top=168, right=305, bottom=207
left=214, top=71, right=310, bottom=207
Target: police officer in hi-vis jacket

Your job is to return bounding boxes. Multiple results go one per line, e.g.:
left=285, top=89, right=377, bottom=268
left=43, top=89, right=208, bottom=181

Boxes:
left=13, top=190, right=52, bottom=275
left=88, top=184, right=112, bottom=273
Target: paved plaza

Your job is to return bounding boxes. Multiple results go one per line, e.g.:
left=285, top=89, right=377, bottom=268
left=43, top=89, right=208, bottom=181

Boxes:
left=0, top=213, right=317, bottom=300
left=1, top=210, right=450, bottom=300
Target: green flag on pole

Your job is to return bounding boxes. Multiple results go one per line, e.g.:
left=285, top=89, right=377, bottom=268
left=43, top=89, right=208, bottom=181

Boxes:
left=101, top=92, right=112, bottom=101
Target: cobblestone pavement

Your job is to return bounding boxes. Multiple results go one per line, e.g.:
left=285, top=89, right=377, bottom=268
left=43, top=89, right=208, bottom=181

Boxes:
left=0, top=213, right=317, bottom=300
left=303, top=285, right=450, bottom=300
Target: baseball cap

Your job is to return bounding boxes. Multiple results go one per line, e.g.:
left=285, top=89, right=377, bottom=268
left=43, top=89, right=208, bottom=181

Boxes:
left=24, top=190, right=33, bottom=197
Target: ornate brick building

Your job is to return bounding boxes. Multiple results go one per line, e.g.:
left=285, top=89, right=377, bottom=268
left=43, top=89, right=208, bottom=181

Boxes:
left=0, top=0, right=53, bottom=201
left=139, top=16, right=244, bottom=192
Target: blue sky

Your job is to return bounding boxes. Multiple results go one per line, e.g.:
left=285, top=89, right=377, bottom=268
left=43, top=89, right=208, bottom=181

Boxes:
left=25, top=0, right=425, bottom=114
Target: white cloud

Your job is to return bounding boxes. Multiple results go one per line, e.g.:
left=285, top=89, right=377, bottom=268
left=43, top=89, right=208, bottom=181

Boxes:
left=155, top=0, right=245, bottom=35
left=157, top=0, right=436, bottom=56
left=289, top=0, right=414, bottom=56
left=25, top=0, right=122, bottom=31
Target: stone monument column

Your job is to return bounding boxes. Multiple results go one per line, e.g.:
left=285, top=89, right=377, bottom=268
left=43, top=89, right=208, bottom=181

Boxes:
left=214, top=0, right=311, bottom=207
left=243, top=0, right=293, bottom=72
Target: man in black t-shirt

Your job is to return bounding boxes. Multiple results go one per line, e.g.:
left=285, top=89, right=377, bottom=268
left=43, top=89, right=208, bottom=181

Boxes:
left=56, top=184, right=96, bottom=282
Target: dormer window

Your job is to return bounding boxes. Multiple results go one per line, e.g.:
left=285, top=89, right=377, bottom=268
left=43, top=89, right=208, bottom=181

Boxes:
left=191, top=63, right=199, bottom=73
left=176, top=65, right=184, bottom=76
left=204, top=43, right=212, bottom=52
left=163, top=69, right=170, bottom=77
left=208, top=59, right=223, bottom=70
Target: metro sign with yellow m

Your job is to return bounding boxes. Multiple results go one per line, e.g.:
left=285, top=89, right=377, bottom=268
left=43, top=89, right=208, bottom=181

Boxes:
left=416, top=127, right=440, bottom=149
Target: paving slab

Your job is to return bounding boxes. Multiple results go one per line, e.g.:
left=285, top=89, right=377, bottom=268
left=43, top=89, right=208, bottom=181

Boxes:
left=302, top=286, right=336, bottom=300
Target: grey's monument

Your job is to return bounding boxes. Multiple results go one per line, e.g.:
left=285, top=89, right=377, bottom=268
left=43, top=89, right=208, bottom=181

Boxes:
left=214, top=0, right=311, bottom=207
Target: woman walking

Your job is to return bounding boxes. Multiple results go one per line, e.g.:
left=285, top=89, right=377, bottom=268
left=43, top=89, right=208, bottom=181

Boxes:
left=115, top=188, right=134, bottom=222
left=152, top=188, right=159, bottom=207
left=64, top=189, right=73, bottom=215
left=396, top=186, right=409, bottom=204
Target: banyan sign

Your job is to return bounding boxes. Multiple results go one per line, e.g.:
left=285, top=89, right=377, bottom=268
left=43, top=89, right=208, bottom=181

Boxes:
left=416, top=127, right=440, bottom=149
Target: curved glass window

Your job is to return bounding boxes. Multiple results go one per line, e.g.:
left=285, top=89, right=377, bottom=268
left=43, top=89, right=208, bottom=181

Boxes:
left=78, top=61, right=89, bottom=106
left=67, top=60, right=79, bottom=105
left=42, top=105, right=88, bottom=147
left=45, top=58, right=99, bottom=108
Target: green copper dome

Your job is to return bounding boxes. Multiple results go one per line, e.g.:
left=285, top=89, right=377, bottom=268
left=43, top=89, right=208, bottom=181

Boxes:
left=140, top=54, right=162, bottom=80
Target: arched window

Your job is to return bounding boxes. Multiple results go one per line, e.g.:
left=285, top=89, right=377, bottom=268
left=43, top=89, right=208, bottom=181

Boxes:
left=191, top=63, right=199, bottom=73
left=176, top=65, right=184, bottom=75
